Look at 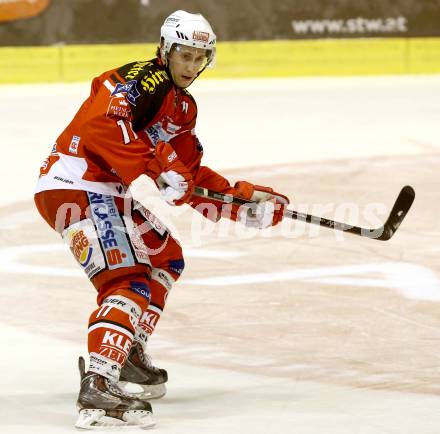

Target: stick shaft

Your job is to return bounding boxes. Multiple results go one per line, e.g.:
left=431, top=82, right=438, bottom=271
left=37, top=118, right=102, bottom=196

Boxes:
left=195, top=184, right=414, bottom=241
left=193, top=186, right=363, bottom=234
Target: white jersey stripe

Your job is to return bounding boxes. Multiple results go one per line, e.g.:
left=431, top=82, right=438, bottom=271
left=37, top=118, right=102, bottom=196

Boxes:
left=147, top=304, right=163, bottom=315
left=88, top=322, right=134, bottom=340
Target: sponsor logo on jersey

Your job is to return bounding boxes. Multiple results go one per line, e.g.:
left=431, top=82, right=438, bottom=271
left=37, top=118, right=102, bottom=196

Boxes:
left=169, top=258, right=185, bottom=275
left=111, top=80, right=140, bottom=106
left=124, top=61, right=150, bottom=80
left=141, top=69, right=169, bottom=94
left=145, top=117, right=181, bottom=146
left=70, top=229, right=93, bottom=267
left=54, top=175, right=74, bottom=185
left=107, top=101, right=130, bottom=119
left=192, top=31, right=210, bottom=42
left=69, top=135, right=80, bottom=154
left=99, top=331, right=132, bottom=364
left=102, top=331, right=132, bottom=352
left=62, top=220, right=105, bottom=279
left=146, top=124, right=160, bottom=146
left=181, top=101, right=189, bottom=113
left=152, top=268, right=174, bottom=292
left=88, top=193, right=135, bottom=270
left=139, top=308, right=161, bottom=335
left=167, top=151, right=177, bottom=163
left=63, top=220, right=106, bottom=279
left=129, top=281, right=151, bottom=302
left=167, top=122, right=180, bottom=133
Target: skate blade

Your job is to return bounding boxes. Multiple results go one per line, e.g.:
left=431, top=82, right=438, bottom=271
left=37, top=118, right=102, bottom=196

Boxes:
left=119, top=381, right=167, bottom=400
left=75, top=408, right=155, bottom=430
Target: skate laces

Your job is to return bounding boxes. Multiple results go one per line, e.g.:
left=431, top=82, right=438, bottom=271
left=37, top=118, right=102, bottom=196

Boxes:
left=134, top=343, right=153, bottom=368
left=132, top=342, right=162, bottom=374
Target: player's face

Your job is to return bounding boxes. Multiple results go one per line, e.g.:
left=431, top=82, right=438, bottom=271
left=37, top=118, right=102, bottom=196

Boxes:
left=168, top=45, right=210, bottom=88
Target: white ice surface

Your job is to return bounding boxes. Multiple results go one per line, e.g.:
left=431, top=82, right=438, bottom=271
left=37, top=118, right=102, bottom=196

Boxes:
left=3, top=324, right=440, bottom=434
left=1, top=75, right=440, bottom=433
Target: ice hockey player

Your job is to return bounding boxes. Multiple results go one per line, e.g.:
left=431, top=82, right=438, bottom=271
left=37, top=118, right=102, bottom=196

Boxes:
left=34, top=9, right=289, bottom=429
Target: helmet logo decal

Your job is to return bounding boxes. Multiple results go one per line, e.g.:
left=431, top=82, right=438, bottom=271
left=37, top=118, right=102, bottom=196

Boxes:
left=192, top=31, right=209, bottom=42
left=175, top=31, right=189, bottom=40
left=165, top=16, right=179, bottom=25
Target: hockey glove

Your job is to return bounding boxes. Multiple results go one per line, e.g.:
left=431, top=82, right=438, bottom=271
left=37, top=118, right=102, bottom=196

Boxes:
left=232, top=181, right=289, bottom=229
left=147, top=141, right=194, bottom=206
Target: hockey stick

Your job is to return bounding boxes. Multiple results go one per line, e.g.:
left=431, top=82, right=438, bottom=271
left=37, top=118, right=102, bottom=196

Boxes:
left=193, top=185, right=415, bottom=241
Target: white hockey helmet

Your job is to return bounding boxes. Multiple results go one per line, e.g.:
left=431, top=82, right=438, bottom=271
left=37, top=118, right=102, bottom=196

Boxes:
left=160, top=10, right=216, bottom=68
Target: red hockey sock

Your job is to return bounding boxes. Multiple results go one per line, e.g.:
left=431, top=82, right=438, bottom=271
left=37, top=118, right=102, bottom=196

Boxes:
left=87, top=277, right=151, bottom=382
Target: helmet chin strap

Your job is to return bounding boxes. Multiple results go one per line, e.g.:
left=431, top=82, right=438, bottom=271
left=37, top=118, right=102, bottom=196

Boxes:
left=196, top=64, right=208, bottom=77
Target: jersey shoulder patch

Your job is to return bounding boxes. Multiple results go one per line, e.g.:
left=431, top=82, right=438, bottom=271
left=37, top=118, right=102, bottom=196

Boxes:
left=117, top=60, right=172, bottom=98
left=116, top=59, right=173, bottom=131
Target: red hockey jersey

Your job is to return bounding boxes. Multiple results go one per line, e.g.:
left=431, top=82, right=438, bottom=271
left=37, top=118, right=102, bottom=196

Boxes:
left=36, top=57, right=235, bottom=220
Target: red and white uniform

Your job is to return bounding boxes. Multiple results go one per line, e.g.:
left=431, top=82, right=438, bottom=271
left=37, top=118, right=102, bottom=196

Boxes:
left=34, top=58, right=240, bottom=378
left=35, top=56, right=287, bottom=380
left=35, top=57, right=235, bottom=216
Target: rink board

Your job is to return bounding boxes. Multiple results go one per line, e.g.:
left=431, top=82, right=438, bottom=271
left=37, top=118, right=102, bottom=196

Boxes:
left=1, top=37, right=440, bottom=84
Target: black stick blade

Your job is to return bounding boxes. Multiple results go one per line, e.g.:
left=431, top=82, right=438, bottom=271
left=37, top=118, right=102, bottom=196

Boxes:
left=374, top=185, right=415, bottom=241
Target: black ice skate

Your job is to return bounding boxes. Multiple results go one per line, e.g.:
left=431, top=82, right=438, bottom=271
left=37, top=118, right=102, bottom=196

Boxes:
left=119, top=341, right=168, bottom=400
left=75, top=356, right=155, bottom=430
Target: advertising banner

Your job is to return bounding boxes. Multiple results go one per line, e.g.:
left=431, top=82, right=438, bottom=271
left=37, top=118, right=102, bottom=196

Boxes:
left=1, top=0, right=440, bottom=46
